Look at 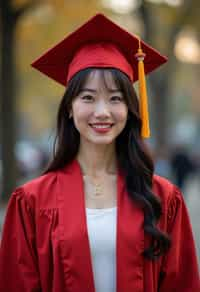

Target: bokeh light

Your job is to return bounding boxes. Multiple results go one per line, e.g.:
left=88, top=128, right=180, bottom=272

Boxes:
left=175, top=30, right=200, bottom=64
left=101, top=0, right=140, bottom=14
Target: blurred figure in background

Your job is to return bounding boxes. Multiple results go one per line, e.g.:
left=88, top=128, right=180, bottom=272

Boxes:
left=170, top=144, right=196, bottom=192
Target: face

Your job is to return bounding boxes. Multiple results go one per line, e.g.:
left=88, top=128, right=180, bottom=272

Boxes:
left=70, top=70, right=128, bottom=146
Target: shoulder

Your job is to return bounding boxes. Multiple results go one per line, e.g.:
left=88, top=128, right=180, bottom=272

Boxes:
left=13, top=170, right=59, bottom=210
left=153, top=174, right=182, bottom=203
left=22, top=171, right=58, bottom=194
left=152, top=174, right=183, bottom=225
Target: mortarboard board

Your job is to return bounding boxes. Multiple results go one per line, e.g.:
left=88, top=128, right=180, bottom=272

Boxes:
left=31, top=13, right=168, bottom=138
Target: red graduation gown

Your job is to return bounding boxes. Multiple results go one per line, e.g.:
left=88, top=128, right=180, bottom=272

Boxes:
left=0, top=159, right=199, bottom=291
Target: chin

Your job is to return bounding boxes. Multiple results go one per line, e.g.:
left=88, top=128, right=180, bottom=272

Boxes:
left=87, top=136, right=116, bottom=145
left=94, top=140, right=114, bottom=145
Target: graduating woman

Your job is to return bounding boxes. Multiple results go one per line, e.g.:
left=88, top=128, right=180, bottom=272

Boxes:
left=0, top=13, right=199, bottom=292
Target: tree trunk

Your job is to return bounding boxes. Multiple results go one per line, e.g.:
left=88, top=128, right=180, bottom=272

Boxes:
left=0, top=5, right=17, bottom=201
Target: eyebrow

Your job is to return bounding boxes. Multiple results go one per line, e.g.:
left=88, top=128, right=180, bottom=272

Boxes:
left=80, top=88, right=122, bottom=93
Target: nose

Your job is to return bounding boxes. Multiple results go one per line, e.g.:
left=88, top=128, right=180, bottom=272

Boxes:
left=93, top=99, right=110, bottom=118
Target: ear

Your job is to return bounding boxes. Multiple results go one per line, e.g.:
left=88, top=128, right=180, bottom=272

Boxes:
left=69, top=110, right=73, bottom=118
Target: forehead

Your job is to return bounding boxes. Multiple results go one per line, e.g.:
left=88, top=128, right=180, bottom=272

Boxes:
left=83, top=69, right=119, bottom=90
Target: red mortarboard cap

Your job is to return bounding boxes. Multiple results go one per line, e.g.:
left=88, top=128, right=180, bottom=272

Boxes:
left=31, top=13, right=168, bottom=138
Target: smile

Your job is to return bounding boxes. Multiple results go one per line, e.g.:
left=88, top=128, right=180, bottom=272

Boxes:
left=89, top=123, right=114, bottom=129
left=89, top=123, right=114, bottom=133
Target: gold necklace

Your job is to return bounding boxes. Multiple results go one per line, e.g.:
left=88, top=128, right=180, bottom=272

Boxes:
left=93, top=180, right=103, bottom=196
left=83, top=175, right=104, bottom=197
left=83, top=175, right=107, bottom=198
left=83, top=174, right=117, bottom=198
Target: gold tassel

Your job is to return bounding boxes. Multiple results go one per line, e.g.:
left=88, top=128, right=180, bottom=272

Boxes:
left=135, top=39, right=150, bottom=138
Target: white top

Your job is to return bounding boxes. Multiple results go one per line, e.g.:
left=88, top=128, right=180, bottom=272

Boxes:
left=86, top=207, right=117, bottom=292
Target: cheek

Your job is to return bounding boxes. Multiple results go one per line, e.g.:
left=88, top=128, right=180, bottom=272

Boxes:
left=72, top=104, right=91, bottom=125
left=114, top=107, right=128, bottom=123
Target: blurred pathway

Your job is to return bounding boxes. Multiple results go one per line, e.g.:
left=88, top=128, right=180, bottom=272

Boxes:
left=0, top=176, right=199, bottom=266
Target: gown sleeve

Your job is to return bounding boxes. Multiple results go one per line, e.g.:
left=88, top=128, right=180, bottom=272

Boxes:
left=0, top=187, right=41, bottom=292
left=159, top=186, right=200, bottom=292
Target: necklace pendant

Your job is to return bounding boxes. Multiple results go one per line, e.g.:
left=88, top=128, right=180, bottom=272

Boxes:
left=94, top=183, right=102, bottom=196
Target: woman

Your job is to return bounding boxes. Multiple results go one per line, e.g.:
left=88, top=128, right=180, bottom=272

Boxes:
left=0, top=13, right=199, bottom=292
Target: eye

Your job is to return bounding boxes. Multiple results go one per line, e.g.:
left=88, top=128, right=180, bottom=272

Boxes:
left=110, top=96, right=124, bottom=102
left=81, top=95, right=94, bottom=102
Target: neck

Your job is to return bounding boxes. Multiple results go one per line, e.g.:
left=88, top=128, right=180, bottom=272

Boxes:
left=77, top=142, right=117, bottom=177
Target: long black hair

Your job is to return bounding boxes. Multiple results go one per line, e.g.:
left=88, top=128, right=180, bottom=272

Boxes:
left=44, top=68, right=171, bottom=260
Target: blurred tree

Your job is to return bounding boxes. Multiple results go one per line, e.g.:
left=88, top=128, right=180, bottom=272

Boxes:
left=138, top=0, right=199, bottom=150
left=0, top=0, right=38, bottom=201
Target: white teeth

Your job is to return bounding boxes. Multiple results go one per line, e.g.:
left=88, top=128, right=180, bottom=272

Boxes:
left=91, top=125, right=111, bottom=129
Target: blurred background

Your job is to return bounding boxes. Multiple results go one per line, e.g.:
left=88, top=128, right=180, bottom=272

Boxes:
left=0, top=0, right=200, bottom=262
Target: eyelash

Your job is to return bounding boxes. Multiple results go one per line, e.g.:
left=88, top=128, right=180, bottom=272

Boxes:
left=81, top=95, right=93, bottom=101
left=111, top=96, right=123, bottom=101
left=81, top=95, right=123, bottom=102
